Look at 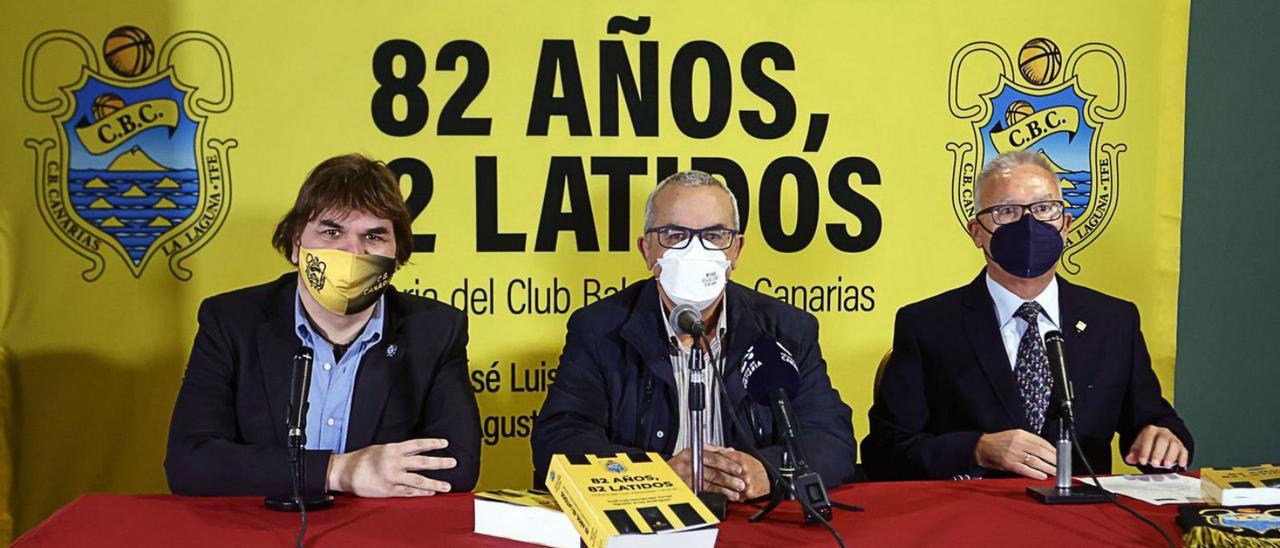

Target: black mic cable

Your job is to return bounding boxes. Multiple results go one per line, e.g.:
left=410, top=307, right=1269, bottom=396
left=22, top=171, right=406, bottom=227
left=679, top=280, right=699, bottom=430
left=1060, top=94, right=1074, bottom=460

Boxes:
left=1068, top=428, right=1175, bottom=548
left=1045, top=332, right=1174, bottom=548
left=293, top=456, right=307, bottom=548
left=703, top=334, right=847, bottom=548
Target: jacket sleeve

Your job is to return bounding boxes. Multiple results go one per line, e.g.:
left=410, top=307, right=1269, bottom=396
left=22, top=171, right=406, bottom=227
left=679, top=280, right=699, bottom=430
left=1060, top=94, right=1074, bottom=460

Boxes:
left=413, top=311, right=482, bottom=491
left=1117, top=303, right=1195, bottom=471
left=754, top=314, right=859, bottom=487
left=862, top=308, right=984, bottom=481
left=165, top=300, right=332, bottom=496
left=531, top=311, right=641, bottom=485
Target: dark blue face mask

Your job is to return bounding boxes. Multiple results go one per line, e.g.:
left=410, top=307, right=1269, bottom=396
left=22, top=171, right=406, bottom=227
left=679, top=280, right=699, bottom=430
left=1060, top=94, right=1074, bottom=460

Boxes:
left=987, top=214, right=1064, bottom=278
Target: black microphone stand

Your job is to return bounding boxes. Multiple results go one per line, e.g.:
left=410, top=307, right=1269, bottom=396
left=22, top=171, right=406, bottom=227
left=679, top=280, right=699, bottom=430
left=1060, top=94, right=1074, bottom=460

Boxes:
left=750, top=389, right=860, bottom=524
left=705, top=345, right=851, bottom=548
left=267, top=349, right=335, bottom=512
left=690, top=332, right=728, bottom=520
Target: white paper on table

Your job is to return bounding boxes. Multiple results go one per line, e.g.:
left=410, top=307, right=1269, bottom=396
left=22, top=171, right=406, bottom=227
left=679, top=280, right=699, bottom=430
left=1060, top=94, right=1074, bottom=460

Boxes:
left=1088, top=473, right=1204, bottom=505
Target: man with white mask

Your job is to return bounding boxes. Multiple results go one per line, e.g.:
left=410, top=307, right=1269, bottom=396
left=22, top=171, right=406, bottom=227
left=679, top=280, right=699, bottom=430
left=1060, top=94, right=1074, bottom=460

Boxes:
left=532, top=171, right=857, bottom=502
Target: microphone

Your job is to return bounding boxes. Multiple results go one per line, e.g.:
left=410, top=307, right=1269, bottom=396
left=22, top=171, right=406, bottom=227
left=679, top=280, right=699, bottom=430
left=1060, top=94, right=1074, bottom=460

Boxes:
left=668, top=304, right=706, bottom=339
left=1042, top=330, right=1075, bottom=424
left=1026, top=330, right=1110, bottom=504
left=287, top=347, right=314, bottom=446
left=740, top=334, right=832, bottom=523
left=741, top=335, right=804, bottom=464
left=266, top=347, right=333, bottom=513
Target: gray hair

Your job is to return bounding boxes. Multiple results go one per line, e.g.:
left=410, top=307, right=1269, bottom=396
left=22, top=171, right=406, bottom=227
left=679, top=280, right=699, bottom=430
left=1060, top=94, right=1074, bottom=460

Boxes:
left=642, top=170, right=741, bottom=231
left=973, top=150, right=1055, bottom=212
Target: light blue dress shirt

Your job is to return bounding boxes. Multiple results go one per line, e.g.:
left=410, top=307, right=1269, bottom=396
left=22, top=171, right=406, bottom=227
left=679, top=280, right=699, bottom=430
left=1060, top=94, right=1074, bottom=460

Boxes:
left=294, top=295, right=385, bottom=454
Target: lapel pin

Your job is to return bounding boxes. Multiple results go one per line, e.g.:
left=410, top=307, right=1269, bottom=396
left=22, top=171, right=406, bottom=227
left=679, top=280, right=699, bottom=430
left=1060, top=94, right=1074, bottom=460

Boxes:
left=1075, top=321, right=1087, bottom=333
left=386, top=344, right=398, bottom=358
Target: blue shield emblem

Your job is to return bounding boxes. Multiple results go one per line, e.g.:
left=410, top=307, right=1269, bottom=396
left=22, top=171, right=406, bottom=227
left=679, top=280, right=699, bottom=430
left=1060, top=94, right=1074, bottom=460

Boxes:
left=979, top=81, right=1095, bottom=222
left=59, top=72, right=200, bottom=273
left=948, top=39, right=1127, bottom=274
left=24, top=26, right=235, bottom=281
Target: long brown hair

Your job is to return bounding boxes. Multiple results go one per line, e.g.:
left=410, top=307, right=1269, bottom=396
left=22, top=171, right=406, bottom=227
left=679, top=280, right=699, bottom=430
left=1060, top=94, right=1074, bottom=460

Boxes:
left=272, top=154, right=413, bottom=265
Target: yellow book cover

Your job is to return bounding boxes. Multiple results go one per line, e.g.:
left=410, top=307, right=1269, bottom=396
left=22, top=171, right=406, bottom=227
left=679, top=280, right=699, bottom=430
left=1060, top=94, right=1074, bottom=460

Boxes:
left=475, top=488, right=561, bottom=511
left=1201, top=464, right=1280, bottom=505
left=545, top=452, right=719, bottom=548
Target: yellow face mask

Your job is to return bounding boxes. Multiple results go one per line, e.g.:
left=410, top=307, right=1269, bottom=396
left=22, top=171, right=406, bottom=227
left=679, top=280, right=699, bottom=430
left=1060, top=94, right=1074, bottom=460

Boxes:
left=298, top=245, right=396, bottom=315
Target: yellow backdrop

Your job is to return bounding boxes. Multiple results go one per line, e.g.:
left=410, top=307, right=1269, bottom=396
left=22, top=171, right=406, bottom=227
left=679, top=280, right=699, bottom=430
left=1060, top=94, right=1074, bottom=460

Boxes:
left=0, top=0, right=1189, bottom=538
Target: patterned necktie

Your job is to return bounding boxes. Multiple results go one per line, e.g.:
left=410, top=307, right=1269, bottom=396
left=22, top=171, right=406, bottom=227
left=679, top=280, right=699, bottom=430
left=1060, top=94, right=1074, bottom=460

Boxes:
left=1014, top=302, right=1053, bottom=434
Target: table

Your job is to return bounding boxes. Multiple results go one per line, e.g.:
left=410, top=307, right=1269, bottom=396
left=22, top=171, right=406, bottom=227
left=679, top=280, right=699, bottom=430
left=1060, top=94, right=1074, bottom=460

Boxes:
left=14, top=477, right=1184, bottom=547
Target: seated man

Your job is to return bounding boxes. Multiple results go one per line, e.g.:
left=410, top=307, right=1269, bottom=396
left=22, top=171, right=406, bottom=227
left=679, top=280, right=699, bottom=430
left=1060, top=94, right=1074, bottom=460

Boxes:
left=862, top=150, right=1193, bottom=481
left=166, top=154, right=480, bottom=497
left=532, top=170, right=857, bottom=501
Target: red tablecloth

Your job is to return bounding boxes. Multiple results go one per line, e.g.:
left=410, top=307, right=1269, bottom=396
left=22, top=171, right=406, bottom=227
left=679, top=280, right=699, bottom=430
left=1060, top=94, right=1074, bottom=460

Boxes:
left=14, top=478, right=1184, bottom=547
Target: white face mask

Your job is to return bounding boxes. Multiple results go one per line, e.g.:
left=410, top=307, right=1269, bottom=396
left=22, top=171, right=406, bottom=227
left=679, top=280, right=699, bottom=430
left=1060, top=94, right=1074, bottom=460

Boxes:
left=654, top=242, right=732, bottom=311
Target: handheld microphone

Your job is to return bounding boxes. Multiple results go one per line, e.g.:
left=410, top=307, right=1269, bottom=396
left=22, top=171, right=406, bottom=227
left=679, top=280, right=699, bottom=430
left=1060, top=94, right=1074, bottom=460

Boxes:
left=287, top=347, right=314, bottom=447
left=740, top=333, right=832, bottom=523
left=1042, top=330, right=1075, bottom=424
left=668, top=304, right=707, bottom=339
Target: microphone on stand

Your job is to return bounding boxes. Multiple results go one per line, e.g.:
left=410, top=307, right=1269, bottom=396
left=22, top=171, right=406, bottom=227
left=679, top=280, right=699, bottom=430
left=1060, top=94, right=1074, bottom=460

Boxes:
left=741, top=334, right=834, bottom=524
left=669, top=304, right=707, bottom=339
left=1027, top=330, right=1109, bottom=504
left=666, top=304, right=725, bottom=519
left=266, top=347, right=335, bottom=512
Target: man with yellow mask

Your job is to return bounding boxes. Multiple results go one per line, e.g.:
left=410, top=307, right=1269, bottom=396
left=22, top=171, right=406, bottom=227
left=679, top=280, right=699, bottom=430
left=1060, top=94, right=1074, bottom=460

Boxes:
left=165, top=154, right=480, bottom=498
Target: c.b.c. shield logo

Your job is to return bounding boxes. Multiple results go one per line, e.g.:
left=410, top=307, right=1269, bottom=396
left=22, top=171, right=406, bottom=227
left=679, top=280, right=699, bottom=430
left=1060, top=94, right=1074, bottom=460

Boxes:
left=23, top=26, right=236, bottom=281
left=947, top=38, right=1126, bottom=274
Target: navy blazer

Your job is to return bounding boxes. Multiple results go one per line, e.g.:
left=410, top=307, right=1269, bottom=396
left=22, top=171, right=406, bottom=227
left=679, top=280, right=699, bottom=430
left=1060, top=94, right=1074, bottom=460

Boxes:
left=862, top=272, right=1194, bottom=481
left=531, top=279, right=858, bottom=488
left=165, top=273, right=481, bottom=496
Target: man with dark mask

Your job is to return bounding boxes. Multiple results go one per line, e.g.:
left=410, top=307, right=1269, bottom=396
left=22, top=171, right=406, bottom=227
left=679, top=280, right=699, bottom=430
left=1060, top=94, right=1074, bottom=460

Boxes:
left=862, top=150, right=1192, bottom=481
left=165, top=154, right=480, bottom=497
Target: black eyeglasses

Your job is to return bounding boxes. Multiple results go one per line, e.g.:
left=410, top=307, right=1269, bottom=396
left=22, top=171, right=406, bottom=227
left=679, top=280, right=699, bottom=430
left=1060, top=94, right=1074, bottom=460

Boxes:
left=975, top=200, right=1067, bottom=228
left=646, top=225, right=738, bottom=250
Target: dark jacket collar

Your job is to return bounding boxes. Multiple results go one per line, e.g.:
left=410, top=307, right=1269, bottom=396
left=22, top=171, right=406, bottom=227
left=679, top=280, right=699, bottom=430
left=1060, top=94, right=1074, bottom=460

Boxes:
left=256, top=272, right=406, bottom=449
left=959, top=270, right=1027, bottom=429
left=960, top=269, right=1095, bottom=430
left=618, top=279, right=763, bottom=390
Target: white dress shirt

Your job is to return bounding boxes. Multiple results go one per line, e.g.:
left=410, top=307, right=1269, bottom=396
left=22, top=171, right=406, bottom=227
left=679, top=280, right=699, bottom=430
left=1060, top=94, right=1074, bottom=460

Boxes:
left=985, top=273, right=1061, bottom=370
left=661, top=300, right=728, bottom=452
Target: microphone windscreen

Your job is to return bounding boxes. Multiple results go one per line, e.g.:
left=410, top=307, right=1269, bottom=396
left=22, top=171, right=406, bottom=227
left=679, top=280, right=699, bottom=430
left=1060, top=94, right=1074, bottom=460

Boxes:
left=668, top=304, right=704, bottom=336
left=740, top=333, right=800, bottom=404
left=1043, top=330, right=1065, bottom=362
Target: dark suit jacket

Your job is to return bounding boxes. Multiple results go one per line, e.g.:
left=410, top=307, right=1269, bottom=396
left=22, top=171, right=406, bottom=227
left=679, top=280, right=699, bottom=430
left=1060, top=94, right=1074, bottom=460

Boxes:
left=861, top=272, right=1193, bottom=481
left=165, top=273, right=481, bottom=496
left=531, top=279, right=858, bottom=488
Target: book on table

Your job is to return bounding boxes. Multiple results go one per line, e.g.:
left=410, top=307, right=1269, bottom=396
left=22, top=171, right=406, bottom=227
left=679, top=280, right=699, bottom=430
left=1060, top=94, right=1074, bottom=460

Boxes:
left=1201, top=464, right=1280, bottom=506
left=545, top=451, right=719, bottom=548
left=473, top=488, right=579, bottom=548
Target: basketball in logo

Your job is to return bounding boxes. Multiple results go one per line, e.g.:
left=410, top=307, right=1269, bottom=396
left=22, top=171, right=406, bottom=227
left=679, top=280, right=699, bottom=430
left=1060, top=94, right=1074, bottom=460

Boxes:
left=103, top=26, right=155, bottom=77
left=91, top=93, right=126, bottom=122
left=1005, top=100, right=1034, bottom=127
left=1018, top=38, right=1061, bottom=85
